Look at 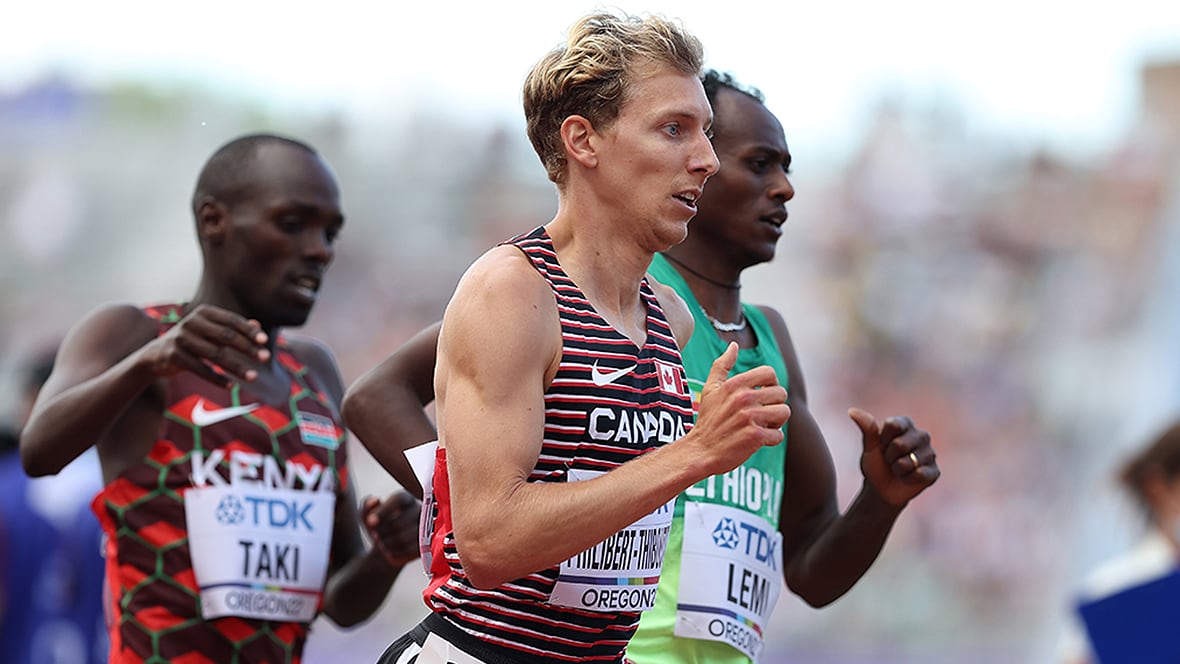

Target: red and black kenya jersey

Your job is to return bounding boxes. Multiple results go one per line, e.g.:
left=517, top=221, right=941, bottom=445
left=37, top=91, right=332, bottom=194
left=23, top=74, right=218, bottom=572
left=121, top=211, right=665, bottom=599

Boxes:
left=93, top=303, right=346, bottom=664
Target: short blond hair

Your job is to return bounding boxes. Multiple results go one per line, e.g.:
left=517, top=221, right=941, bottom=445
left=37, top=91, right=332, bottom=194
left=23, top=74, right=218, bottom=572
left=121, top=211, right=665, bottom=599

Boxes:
left=522, top=11, right=705, bottom=185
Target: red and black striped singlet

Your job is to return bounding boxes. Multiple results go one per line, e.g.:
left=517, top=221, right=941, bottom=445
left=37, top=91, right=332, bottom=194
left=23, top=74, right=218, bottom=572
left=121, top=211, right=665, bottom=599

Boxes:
left=423, top=227, right=695, bottom=662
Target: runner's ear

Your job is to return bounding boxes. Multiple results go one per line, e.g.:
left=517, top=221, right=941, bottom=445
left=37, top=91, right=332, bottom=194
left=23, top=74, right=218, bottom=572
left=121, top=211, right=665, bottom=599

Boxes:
left=561, top=115, right=599, bottom=170
left=196, top=195, right=230, bottom=248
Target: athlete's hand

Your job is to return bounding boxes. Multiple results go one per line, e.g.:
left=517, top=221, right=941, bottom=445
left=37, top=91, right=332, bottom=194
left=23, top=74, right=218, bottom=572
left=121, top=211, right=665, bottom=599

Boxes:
left=690, top=342, right=791, bottom=476
left=850, top=407, right=939, bottom=507
left=362, top=491, right=421, bottom=568
left=140, top=304, right=269, bottom=386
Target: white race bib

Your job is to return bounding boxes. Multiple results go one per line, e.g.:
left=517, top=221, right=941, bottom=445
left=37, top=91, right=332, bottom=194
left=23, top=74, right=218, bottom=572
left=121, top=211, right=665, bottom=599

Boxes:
left=550, top=469, right=674, bottom=612
left=185, top=485, right=335, bottom=622
left=673, top=502, right=783, bottom=660
left=404, top=440, right=440, bottom=577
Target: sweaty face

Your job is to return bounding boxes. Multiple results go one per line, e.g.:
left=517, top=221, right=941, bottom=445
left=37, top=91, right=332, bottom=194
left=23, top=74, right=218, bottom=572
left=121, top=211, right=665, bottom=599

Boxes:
left=593, top=66, right=719, bottom=250
left=221, top=144, right=344, bottom=328
left=692, top=89, right=794, bottom=268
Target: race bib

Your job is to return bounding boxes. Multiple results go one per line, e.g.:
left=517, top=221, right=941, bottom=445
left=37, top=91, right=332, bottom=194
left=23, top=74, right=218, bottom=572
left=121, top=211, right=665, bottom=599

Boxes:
left=550, top=469, right=674, bottom=612
left=404, top=440, right=440, bottom=577
left=674, top=502, right=784, bottom=660
left=185, top=485, right=335, bottom=622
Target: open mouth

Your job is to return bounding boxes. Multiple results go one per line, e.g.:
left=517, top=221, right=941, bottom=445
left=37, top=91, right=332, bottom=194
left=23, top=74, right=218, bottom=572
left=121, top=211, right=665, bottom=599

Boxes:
left=289, top=275, right=321, bottom=301
left=674, top=190, right=700, bottom=209
left=760, top=210, right=787, bottom=228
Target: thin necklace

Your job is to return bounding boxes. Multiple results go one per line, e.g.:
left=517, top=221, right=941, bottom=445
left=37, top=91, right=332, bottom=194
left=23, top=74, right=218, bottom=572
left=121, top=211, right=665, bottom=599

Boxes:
left=662, top=253, right=741, bottom=290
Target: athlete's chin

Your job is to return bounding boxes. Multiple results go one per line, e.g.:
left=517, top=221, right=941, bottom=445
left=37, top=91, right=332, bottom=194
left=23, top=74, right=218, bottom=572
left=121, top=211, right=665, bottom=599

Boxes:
left=270, top=307, right=313, bottom=329
left=755, top=244, right=778, bottom=265
left=653, top=220, right=690, bottom=251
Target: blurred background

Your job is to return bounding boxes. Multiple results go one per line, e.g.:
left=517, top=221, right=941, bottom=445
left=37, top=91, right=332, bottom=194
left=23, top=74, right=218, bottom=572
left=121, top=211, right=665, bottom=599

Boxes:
left=3, top=0, right=1180, bottom=662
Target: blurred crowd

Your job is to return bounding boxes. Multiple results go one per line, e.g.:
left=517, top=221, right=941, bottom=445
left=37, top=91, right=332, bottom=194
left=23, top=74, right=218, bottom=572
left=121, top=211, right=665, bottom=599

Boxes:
left=3, top=61, right=1180, bottom=663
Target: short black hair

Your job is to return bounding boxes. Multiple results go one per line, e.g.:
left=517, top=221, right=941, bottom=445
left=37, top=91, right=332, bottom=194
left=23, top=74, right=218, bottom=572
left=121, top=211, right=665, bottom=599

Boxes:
left=191, top=133, right=317, bottom=214
left=701, top=69, right=765, bottom=107
left=700, top=70, right=767, bottom=140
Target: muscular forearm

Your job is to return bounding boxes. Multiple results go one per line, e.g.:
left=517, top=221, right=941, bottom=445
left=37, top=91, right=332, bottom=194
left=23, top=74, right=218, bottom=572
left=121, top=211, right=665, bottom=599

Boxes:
left=21, top=352, right=157, bottom=476
left=785, top=484, right=903, bottom=607
left=455, top=439, right=710, bottom=589
left=321, top=548, right=401, bottom=627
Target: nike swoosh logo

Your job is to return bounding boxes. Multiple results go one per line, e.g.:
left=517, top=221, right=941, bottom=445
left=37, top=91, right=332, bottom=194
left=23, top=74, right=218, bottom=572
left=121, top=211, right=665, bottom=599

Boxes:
left=590, top=361, right=636, bottom=387
left=191, top=399, right=260, bottom=426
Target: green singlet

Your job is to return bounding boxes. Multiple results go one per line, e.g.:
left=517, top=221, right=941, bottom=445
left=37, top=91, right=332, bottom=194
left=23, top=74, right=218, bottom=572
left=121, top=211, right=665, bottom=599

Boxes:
left=627, top=253, right=789, bottom=664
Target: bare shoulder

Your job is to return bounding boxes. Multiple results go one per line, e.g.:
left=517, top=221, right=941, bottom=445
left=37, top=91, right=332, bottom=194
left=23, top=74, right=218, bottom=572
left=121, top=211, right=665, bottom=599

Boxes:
left=80, top=301, right=156, bottom=334
left=284, top=334, right=345, bottom=404
left=754, top=304, right=807, bottom=396
left=284, top=334, right=337, bottom=363
left=451, top=245, right=550, bottom=307
left=648, top=278, right=694, bottom=349
left=438, top=244, right=560, bottom=386
left=753, top=305, right=798, bottom=351
left=754, top=304, right=788, bottom=333
left=62, top=302, right=159, bottom=364
left=443, top=245, right=555, bottom=340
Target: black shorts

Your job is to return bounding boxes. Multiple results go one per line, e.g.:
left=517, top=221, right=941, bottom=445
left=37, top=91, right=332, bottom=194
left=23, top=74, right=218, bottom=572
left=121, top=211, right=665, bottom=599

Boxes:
left=376, top=613, right=537, bottom=664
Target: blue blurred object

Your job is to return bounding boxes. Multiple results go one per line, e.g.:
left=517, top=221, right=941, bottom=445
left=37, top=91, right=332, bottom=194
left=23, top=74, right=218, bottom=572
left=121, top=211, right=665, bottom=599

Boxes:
left=0, top=405, right=106, bottom=664
left=1077, top=568, right=1180, bottom=664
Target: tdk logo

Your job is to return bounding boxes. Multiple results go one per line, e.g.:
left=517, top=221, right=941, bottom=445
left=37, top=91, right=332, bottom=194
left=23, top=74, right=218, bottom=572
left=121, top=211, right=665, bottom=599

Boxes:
left=215, top=494, right=316, bottom=531
left=712, top=517, right=779, bottom=571
left=215, top=495, right=246, bottom=525
left=712, top=517, right=741, bottom=549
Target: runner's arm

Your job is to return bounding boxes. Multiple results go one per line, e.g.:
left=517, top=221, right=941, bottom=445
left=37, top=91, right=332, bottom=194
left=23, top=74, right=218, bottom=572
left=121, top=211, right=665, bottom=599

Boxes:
left=320, top=481, right=417, bottom=626
left=298, top=338, right=417, bottom=626
left=21, top=303, right=269, bottom=478
left=342, top=321, right=441, bottom=499
left=766, top=306, right=915, bottom=607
